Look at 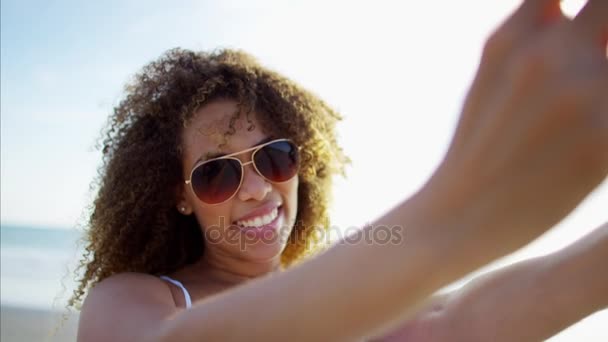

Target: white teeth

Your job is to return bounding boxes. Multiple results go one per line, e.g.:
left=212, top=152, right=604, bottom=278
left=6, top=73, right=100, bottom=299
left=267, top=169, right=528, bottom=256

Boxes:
left=236, top=208, right=278, bottom=228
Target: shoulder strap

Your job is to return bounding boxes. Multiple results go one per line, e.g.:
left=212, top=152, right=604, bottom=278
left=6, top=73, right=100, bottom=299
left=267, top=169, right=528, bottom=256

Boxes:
left=160, top=276, right=192, bottom=309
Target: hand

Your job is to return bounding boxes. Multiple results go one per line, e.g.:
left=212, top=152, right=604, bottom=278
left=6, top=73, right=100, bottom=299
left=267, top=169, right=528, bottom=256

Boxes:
left=425, top=0, right=608, bottom=254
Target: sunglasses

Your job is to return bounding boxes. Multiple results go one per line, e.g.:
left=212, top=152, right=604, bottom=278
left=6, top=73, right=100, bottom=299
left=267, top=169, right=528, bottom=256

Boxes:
left=185, top=138, right=300, bottom=205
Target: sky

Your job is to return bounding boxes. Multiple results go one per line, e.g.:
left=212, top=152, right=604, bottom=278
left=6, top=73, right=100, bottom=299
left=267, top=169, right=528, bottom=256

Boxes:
left=1, top=0, right=606, bottom=339
left=1, top=0, right=489, bottom=227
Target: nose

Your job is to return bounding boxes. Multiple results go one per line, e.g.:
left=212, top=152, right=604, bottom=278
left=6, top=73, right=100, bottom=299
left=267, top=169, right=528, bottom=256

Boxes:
left=237, top=162, right=272, bottom=202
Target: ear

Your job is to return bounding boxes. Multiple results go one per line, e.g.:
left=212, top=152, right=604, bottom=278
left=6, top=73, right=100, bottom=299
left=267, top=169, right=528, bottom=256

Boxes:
left=175, top=183, right=194, bottom=215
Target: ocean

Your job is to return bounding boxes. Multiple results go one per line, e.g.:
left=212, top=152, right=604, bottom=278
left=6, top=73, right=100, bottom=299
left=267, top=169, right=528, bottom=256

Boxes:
left=0, top=225, right=83, bottom=310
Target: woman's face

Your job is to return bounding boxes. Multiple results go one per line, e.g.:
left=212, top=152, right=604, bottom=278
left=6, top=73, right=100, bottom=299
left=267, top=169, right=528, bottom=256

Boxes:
left=179, top=99, right=299, bottom=263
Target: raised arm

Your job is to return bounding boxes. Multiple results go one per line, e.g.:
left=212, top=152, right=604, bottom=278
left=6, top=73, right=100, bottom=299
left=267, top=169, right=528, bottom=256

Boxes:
left=78, top=1, right=608, bottom=341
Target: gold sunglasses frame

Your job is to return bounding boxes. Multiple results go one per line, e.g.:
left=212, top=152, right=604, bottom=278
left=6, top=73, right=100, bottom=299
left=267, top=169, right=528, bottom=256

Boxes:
left=184, top=138, right=300, bottom=205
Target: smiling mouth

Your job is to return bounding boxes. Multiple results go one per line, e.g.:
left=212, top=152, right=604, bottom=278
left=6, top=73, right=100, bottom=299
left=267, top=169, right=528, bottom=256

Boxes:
left=233, top=205, right=282, bottom=229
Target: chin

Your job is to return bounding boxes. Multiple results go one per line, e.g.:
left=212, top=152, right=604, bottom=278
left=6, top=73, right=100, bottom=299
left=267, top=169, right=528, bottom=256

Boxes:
left=241, top=239, right=287, bottom=262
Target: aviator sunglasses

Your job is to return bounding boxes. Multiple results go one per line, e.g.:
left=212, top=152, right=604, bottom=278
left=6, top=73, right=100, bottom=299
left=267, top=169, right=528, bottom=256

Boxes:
left=185, top=138, right=300, bottom=205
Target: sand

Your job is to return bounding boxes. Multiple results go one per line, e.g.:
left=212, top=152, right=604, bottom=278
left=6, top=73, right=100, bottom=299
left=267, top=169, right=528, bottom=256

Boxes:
left=0, top=304, right=79, bottom=342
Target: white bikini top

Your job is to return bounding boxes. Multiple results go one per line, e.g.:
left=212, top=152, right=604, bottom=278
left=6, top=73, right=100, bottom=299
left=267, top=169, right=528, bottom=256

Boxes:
left=160, top=275, right=192, bottom=309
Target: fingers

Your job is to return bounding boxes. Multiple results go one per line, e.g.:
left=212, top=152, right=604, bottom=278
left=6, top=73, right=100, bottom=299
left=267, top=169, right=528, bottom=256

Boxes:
left=515, top=0, right=563, bottom=27
left=483, top=0, right=564, bottom=61
left=484, top=0, right=563, bottom=60
left=574, top=0, right=608, bottom=42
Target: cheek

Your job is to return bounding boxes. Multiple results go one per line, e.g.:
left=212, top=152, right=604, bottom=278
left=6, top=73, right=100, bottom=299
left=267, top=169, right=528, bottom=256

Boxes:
left=276, top=176, right=298, bottom=198
left=280, top=177, right=299, bottom=217
left=194, top=205, right=232, bottom=231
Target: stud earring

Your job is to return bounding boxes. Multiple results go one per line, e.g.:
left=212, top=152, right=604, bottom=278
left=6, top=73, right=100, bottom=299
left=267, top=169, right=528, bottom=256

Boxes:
left=179, top=207, right=186, bottom=213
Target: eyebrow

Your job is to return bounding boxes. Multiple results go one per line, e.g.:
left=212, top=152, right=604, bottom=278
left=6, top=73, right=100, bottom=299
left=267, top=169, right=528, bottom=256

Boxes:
left=195, top=136, right=274, bottom=165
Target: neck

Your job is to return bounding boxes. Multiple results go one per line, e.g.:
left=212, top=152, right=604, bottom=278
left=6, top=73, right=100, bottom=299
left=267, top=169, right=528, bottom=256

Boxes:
left=196, top=250, right=283, bottom=286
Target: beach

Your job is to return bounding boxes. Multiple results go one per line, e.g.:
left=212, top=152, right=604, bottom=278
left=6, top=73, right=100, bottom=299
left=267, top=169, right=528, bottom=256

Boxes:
left=1, top=226, right=81, bottom=341
left=1, top=305, right=78, bottom=342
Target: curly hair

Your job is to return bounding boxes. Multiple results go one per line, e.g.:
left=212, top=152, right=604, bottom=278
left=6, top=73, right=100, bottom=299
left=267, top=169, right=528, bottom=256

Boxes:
left=69, top=48, right=349, bottom=309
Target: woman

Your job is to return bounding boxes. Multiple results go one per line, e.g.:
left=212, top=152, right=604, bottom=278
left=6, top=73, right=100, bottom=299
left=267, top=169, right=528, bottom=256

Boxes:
left=75, top=1, right=608, bottom=341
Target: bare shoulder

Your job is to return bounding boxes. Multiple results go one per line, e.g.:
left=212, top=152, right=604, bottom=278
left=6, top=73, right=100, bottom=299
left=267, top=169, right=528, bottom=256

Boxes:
left=78, top=272, right=177, bottom=342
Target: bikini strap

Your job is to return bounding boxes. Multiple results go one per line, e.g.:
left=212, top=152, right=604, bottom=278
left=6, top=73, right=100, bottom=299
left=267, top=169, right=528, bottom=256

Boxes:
left=160, top=275, right=192, bottom=309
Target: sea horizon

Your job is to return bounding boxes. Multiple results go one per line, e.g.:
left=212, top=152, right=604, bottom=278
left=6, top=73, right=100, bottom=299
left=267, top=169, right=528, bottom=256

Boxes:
left=1, top=224, right=83, bottom=310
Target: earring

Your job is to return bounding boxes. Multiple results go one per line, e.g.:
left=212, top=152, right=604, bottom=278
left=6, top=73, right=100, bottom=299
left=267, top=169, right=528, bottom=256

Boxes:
left=179, top=207, right=186, bottom=213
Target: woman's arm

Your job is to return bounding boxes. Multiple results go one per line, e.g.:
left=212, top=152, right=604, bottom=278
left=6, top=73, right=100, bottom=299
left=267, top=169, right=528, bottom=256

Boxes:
left=78, top=192, right=491, bottom=342
left=374, top=223, right=608, bottom=342
left=444, top=223, right=607, bottom=341
left=440, top=223, right=608, bottom=341
left=78, top=1, right=608, bottom=341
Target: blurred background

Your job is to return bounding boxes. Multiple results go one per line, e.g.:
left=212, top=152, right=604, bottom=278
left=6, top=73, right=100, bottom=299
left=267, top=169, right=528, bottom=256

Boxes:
left=1, top=0, right=606, bottom=340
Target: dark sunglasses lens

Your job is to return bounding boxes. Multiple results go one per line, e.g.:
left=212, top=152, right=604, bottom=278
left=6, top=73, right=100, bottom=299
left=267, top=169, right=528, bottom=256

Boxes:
left=191, top=159, right=242, bottom=204
left=254, top=140, right=299, bottom=182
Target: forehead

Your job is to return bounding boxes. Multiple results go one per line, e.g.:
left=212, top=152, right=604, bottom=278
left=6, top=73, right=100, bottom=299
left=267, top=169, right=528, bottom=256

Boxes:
left=182, top=100, right=268, bottom=163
